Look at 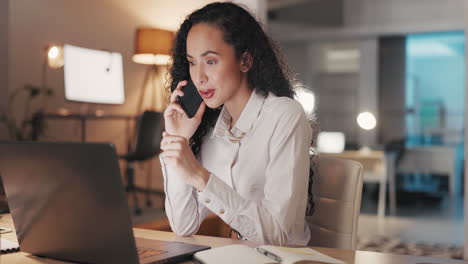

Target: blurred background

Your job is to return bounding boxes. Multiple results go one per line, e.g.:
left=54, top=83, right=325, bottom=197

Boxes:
left=268, top=0, right=465, bottom=258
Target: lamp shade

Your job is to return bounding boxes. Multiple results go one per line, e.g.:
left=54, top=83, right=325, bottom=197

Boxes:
left=133, top=28, right=174, bottom=65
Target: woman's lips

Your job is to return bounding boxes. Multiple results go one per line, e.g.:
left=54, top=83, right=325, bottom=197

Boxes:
left=199, top=89, right=215, bottom=99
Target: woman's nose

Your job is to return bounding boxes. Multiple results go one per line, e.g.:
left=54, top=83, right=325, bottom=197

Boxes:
left=195, top=68, right=207, bottom=85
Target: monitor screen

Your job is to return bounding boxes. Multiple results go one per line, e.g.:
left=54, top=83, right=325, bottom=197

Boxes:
left=317, top=131, right=345, bottom=153
left=64, top=44, right=125, bottom=104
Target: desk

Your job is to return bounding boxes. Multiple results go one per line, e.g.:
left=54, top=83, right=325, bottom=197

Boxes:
left=322, top=150, right=396, bottom=218
left=398, top=146, right=461, bottom=196
left=1, top=214, right=466, bottom=264
left=32, top=113, right=136, bottom=141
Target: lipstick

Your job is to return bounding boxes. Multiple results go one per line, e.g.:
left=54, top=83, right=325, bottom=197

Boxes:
left=199, top=89, right=215, bottom=99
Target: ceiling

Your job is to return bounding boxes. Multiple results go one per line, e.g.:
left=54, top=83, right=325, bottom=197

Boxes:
left=267, top=0, right=343, bottom=27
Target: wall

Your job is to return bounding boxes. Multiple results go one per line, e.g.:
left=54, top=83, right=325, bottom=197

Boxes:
left=358, top=38, right=378, bottom=147
left=236, top=0, right=267, bottom=25
left=315, top=71, right=359, bottom=143
left=280, top=42, right=308, bottom=83
left=269, top=0, right=342, bottom=27
left=270, top=0, right=465, bottom=42
left=312, top=41, right=360, bottom=144
left=0, top=0, right=8, bottom=139
left=344, top=0, right=464, bottom=34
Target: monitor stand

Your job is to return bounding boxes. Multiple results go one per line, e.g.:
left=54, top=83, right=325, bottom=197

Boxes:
left=79, top=103, right=90, bottom=116
left=79, top=103, right=105, bottom=117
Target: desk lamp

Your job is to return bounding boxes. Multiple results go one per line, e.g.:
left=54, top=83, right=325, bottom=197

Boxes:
left=41, top=44, right=64, bottom=110
left=133, top=28, right=174, bottom=112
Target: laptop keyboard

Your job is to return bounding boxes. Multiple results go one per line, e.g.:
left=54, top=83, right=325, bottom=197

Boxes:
left=137, top=246, right=168, bottom=259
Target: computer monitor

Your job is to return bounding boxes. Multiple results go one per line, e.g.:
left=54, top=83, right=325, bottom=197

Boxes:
left=317, top=131, right=345, bottom=153
left=63, top=44, right=125, bottom=104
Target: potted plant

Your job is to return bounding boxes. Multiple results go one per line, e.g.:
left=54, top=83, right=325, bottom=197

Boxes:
left=0, top=84, right=53, bottom=140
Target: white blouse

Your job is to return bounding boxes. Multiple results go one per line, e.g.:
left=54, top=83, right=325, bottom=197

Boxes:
left=161, top=89, right=312, bottom=246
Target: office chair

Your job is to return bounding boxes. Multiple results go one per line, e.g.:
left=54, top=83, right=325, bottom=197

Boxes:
left=120, top=111, right=165, bottom=215
left=307, top=155, right=363, bottom=250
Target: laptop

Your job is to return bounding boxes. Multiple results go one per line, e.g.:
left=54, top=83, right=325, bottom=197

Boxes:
left=0, top=141, right=209, bottom=264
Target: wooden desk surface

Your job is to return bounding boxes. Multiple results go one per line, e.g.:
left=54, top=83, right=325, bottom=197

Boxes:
left=321, top=150, right=385, bottom=161
left=1, top=214, right=466, bottom=264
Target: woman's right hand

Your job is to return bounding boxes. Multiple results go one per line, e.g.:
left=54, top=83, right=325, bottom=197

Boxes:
left=163, top=80, right=206, bottom=140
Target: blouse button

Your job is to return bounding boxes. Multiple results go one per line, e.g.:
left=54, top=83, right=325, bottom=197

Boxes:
left=219, top=209, right=225, bottom=214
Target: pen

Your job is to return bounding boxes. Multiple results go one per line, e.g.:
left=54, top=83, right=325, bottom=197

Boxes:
left=256, top=247, right=282, bottom=263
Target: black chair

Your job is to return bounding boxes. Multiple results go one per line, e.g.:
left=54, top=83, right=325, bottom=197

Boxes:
left=120, top=111, right=165, bottom=215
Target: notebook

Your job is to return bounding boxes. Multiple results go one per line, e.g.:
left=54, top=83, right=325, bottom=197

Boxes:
left=1, top=238, right=19, bottom=254
left=193, top=244, right=345, bottom=264
left=0, top=141, right=209, bottom=264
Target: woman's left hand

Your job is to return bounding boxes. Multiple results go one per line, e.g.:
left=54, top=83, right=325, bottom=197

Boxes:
left=160, top=132, right=210, bottom=191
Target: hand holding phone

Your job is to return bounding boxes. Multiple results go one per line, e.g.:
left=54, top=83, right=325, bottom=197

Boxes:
left=177, top=80, right=203, bottom=118
left=164, top=80, right=205, bottom=140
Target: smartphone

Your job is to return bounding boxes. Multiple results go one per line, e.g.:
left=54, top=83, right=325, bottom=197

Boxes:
left=177, top=80, right=203, bottom=118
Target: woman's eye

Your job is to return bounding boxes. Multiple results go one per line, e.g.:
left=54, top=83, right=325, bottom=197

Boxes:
left=188, top=61, right=195, bottom=66
left=207, top=59, right=216, bottom=65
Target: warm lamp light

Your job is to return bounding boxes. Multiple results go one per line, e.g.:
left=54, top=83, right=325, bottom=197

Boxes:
left=132, top=28, right=174, bottom=65
left=46, top=44, right=64, bottom=69
left=357, top=111, right=377, bottom=130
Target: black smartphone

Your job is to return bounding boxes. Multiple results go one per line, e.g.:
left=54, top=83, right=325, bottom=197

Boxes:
left=177, top=80, right=203, bottom=118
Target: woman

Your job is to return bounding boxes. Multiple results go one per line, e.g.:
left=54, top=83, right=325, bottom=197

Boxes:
left=160, top=2, right=315, bottom=246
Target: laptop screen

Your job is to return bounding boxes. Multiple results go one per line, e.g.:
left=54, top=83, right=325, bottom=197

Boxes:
left=0, top=141, right=138, bottom=263
left=0, top=141, right=210, bottom=264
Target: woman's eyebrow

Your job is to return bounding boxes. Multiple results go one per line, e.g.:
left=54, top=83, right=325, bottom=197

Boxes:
left=186, top=50, right=221, bottom=58
left=201, top=50, right=221, bottom=56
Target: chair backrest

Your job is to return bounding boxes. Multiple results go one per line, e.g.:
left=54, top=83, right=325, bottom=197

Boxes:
left=307, top=155, right=363, bottom=250
left=131, top=111, right=164, bottom=160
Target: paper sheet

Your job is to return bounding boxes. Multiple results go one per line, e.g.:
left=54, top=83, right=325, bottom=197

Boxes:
left=260, top=246, right=345, bottom=264
left=1, top=238, right=19, bottom=251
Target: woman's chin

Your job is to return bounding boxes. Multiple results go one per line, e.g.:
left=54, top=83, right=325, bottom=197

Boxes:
left=205, top=100, right=222, bottom=109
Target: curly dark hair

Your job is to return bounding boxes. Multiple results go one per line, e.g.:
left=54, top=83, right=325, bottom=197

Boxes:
left=169, top=2, right=297, bottom=156
left=169, top=1, right=317, bottom=216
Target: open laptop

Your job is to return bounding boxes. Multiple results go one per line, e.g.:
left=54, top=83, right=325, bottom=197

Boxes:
left=0, top=141, right=209, bottom=264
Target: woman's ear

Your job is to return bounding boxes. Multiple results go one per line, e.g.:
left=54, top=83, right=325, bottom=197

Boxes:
left=240, top=51, right=253, bottom=72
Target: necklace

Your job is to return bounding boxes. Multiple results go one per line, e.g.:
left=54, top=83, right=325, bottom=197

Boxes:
left=228, top=131, right=246, bottom=143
